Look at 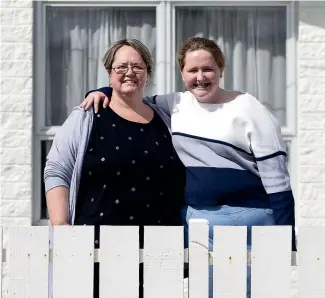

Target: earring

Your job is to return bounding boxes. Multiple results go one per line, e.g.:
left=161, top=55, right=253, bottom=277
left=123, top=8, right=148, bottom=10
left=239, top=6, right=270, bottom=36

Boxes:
left=145, top=81, right=149, bottom=87
left=220, top=73, right=223, bottom=78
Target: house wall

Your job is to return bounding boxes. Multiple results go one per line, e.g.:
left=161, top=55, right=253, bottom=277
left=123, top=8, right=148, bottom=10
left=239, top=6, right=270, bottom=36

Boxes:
left=299, top=1, right=325, bottom=226
left=0, top=0, right=33, bottom=226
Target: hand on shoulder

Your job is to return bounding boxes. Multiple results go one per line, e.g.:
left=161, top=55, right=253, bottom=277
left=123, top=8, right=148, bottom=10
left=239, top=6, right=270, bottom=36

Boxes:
left=80, top=91, right=109, bottom=113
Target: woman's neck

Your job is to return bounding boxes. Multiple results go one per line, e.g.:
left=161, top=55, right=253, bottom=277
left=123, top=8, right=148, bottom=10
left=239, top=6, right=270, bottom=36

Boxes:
left=110, top=90, right=144, bottom=109
left=109, top=90, right=153, bottom=123
left=210, top=88, right=225, bottom=104
left=201, top=88, right=240, bottom=105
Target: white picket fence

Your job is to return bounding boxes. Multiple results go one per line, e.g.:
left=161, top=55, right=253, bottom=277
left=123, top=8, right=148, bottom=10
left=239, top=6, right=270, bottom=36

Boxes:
left=0, top=219, right=324, bottom=298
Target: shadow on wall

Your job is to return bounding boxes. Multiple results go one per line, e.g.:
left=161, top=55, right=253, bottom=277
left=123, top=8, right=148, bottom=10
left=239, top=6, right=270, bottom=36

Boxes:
left=298, top=2, right=325, bottom=76
left=299, top=2, right=325, bottom=30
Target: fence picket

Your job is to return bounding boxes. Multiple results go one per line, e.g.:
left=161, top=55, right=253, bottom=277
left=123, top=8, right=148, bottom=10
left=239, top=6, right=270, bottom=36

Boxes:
left=99, top=226, right=139, bottom=298
left=298, top=226, right=325, bottom=298
left=188, top=219, right=209, bottom=298
left=5, top=226, right=49, bottom=298
left=251, top=226, right=292, bottom=298
left=52, top=226, right=94, bottom=298
left=143, top=226, right=184, bottom=298
left=213, top=226, right=247, bottom=298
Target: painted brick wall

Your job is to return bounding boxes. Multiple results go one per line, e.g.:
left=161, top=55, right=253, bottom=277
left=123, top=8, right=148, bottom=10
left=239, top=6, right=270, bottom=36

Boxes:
left=299, top=2, right=325, bottom=226
left=0, top=0, right=33, bottom=226
left=0, top=0, right=34, bottom=295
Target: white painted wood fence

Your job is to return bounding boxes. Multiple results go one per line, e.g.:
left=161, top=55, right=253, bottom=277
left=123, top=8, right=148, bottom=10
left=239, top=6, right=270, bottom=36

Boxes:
left=0, top=219, right=324, bottom=298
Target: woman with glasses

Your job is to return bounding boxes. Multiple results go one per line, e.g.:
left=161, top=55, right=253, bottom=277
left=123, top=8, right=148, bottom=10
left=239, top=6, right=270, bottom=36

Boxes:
left=44, top=39, right=185, bottom=298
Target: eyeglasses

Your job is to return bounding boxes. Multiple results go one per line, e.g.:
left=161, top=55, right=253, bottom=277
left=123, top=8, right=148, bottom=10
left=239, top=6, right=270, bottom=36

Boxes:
left=112, top=65, right=146, bottom=74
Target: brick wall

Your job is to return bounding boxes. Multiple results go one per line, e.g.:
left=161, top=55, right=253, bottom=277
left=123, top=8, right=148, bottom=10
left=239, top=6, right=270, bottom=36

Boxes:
left=299, top=1, right=325, bottom=226
left=0, top=0, right=33, bottom=226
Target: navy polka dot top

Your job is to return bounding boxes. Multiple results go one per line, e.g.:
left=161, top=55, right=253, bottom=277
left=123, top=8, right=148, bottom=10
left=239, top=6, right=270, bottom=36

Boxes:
left=74, top=104, right=185, bottom=247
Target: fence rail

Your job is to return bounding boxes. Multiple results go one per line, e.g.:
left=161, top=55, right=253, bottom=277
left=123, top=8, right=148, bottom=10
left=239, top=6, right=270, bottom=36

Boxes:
left=12, top=247, right=296, bottom=265
left=0, top=220, right=324, bottom=298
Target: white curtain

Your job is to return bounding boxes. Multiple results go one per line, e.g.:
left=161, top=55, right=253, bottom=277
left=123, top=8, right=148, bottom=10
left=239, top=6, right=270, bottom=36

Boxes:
left=175, top=7, right=286, bottom=126
left=46, top=7, right=156, bottom=126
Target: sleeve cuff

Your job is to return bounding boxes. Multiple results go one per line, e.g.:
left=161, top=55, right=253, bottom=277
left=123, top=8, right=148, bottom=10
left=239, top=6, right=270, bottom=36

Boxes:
left=45, top=177, right=69, bottom=193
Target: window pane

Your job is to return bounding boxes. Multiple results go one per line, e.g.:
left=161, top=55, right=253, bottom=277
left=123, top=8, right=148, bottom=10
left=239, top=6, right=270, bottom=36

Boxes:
left=46, top=7, right=156, bottom=126
left=41, top=140, right=52, bottom=219
left=175, top=6, right=286, bottom=126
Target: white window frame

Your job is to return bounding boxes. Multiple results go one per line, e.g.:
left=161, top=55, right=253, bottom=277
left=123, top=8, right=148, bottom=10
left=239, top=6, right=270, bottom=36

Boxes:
left=33, top=0, right=298, bottom=225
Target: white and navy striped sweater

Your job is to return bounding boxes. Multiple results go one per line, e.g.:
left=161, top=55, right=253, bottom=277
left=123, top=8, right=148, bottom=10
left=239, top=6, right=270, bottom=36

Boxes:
left=98, top=88, right=295, bottom=228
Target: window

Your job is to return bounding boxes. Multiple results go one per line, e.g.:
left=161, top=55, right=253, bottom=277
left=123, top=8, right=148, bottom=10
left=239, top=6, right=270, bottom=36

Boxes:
left=34, top=1, right=297, bottom=224
left=175, top=6, right=287, bottom=126
left=46, top=6, right=156, bottom=126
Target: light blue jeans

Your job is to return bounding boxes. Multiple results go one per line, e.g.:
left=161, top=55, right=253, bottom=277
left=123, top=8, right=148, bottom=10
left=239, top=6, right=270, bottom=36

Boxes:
left=181, top=204, right=276, bottom=298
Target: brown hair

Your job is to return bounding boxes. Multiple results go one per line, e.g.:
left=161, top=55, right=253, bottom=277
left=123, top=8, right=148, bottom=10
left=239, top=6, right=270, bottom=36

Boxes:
left=102, top=39, right=153, bottom=77
left=177, top=37, right=225, bottom=71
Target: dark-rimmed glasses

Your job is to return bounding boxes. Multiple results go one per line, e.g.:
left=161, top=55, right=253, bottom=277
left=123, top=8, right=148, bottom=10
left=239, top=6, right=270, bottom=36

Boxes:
left=112, top=65, right=146, bottom=74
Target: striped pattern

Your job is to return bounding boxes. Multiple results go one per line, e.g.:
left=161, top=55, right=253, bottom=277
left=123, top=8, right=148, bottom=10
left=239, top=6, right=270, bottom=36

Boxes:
left=158, top=91, right=295, bottom=227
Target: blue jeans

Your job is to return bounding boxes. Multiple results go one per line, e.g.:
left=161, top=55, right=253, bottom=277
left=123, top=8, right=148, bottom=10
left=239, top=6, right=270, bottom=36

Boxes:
left=181, top=204, right=276, bottom=298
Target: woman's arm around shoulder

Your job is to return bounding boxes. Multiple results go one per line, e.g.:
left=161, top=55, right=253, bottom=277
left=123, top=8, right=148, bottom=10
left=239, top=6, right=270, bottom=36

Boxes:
left=143, top=92, right=181, bottom=117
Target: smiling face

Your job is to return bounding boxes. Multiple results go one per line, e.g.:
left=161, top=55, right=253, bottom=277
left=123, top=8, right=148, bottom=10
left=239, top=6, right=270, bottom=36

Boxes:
left=109, top=45, right=148, bottom=96
left=181, top=49, right=222, bottom=103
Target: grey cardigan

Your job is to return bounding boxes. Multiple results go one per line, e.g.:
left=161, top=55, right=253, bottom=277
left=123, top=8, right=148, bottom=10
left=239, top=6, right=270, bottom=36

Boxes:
left=44, top=101, right=171, bottom=224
